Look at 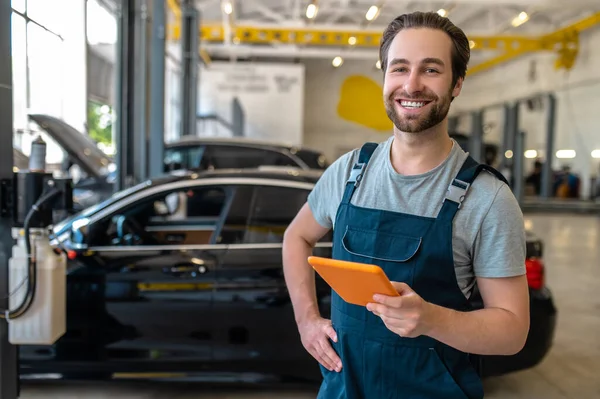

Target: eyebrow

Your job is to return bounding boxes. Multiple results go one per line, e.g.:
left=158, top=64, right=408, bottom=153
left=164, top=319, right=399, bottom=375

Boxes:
left=388, top=57, right=446, bottom=67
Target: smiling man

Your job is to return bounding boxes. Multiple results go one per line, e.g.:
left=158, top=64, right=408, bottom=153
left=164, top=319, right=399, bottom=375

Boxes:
left=283, top=11, right=530, bottom=399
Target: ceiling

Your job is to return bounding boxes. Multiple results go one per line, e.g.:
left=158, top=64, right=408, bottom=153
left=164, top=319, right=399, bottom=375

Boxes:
left=186, top=0, right=600, bottom=66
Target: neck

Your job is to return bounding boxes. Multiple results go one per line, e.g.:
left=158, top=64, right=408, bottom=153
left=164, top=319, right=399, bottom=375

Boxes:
left=389, top=119, right=453, bottom=176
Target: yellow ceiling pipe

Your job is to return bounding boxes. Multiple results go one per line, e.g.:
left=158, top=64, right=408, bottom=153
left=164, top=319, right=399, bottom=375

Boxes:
left=166, top=11, right=600, bottom=75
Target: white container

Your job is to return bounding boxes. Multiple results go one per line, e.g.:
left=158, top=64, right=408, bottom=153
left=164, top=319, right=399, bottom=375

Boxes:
left=8, top=229, right=66, bottom=345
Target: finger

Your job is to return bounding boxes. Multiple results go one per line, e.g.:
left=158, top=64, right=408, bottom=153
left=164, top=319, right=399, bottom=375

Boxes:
left=318, top=338, right=342, bottom=371
left=324, top=324, right=338, bottom=343
left=372, top=293, right=403, bottom=308
left=390, top=281, right=413, bottom=295
left=367, top=303, right=402, bottom=319
left=314, top=342, right=336, bottom=371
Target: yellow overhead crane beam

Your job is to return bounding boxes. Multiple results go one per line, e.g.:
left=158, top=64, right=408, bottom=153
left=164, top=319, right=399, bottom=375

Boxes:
left=165, top=3, right=600, bottom=76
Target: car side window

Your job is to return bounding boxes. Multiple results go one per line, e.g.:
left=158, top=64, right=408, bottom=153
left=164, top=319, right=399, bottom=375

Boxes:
left=207, top=145, right=298, bottom=169
left=243, top=186, right=309, bottom=244
left=87, top=185, right=231, bottom=247
left=164, top=145, right=206, bottom=171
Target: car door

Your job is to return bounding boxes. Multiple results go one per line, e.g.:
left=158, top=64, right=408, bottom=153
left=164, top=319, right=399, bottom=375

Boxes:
left=213, top=182, right=332, bottom=380
left=75, top=183, right=235, bottom=372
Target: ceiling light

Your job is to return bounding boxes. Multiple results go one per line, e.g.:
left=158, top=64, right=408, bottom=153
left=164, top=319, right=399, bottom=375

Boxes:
left=375, top=60, right=381, bottom=69
left=222, top=1, right=233, bottom=15
left=348, top=36, right=357, bottom=45
left=524, top=150, right=538, bottom=159
left=591, top=149, right=600, bottom=159
left=469, top=40, right=476, bottom=49
left=437, top=9, right=448, bottom=17
left=505, top=150, right=513, bottom=159
left=365, top=5, right=379, bottom=21
left=332, top=56, right=343, bottom=67
left=306, top=3, right=318, bottom=19
left=556, top=149, right=576, bottom=159
left=511, top=11, right=529, bottom=27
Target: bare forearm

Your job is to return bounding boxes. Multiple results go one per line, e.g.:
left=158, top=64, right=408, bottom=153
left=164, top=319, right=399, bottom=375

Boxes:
left=282, top=233, right=320, bottom=324
left=427, top=305, right=530, bottom=356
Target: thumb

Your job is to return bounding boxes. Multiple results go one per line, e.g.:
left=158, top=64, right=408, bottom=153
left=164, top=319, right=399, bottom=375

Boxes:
left=391, top=281, right=414, bottom=295
left=324, top=322, right=338, bottom=342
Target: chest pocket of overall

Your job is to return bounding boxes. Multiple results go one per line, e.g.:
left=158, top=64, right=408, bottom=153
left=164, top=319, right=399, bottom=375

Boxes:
left=333, top=226, right=423, bottom=321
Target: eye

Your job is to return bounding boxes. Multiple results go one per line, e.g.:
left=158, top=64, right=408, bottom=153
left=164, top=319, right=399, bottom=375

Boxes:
left=425, top=68, right=440, bottom=74
left=392, top=67, right=408, bottom=73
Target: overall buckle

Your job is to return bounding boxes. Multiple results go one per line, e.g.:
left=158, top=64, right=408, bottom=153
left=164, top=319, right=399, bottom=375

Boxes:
left=348, top=163, right=365, bottom=187
left=445, top=179, right=470, bottom=209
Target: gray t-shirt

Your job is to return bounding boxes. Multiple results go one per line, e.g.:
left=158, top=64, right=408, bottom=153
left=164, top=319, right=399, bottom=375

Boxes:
left=308, top=136, right=526, bottom=299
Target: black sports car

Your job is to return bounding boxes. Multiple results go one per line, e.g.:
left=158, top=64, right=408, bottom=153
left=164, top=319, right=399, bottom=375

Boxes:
left=20, top=168, right=556, bottom=382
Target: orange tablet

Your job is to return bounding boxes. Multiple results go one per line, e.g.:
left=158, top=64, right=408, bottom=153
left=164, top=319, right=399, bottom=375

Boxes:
left=308, top=256, right=399, bottom=306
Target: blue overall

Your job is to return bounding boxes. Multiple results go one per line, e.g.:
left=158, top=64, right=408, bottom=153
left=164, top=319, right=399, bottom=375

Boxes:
left=318, top=142, right=508, bottom=399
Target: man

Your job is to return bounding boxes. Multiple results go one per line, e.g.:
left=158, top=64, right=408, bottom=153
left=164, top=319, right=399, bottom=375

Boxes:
left=282, top=11, right=530, bottom=399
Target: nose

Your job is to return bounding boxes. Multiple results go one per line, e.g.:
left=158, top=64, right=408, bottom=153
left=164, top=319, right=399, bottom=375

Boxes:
left=403, top=70, right=424, bottom=96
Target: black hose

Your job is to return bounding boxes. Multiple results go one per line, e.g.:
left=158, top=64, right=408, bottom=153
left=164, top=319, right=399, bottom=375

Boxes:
left=2, top=188, right=61, bottom=320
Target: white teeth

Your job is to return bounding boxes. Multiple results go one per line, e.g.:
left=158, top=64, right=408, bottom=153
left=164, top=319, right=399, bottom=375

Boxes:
left=399, top=101, right=426, bottom=108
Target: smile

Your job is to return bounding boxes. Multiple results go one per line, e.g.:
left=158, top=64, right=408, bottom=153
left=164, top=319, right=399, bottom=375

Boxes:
left=397, top=100, right=431, bottom=109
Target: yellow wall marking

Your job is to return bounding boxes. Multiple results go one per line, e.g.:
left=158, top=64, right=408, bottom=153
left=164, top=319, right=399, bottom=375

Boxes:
left=337, top=75, right=392, bottom=132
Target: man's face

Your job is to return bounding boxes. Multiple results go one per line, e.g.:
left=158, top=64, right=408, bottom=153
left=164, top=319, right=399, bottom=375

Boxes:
left=383, top=28, right=463, bottom=133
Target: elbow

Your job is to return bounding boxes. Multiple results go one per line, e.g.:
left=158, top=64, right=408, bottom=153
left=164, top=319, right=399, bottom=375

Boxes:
left=506, top=318, right=530, bottom=355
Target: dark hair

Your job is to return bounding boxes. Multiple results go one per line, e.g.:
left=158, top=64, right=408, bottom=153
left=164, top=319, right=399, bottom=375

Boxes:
left=379, top=11, right=471, bottom=88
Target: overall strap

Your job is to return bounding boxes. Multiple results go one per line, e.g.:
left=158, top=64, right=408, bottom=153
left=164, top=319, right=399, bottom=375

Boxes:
left=341, top=142, right=379, bottom=204
left=438, top=155, right=509, bottom=222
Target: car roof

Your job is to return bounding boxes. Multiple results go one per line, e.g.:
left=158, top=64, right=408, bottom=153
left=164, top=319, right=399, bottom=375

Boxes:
left=164, top=136, right=323, bottom=154
left=149, top=167, right=324, bottom=187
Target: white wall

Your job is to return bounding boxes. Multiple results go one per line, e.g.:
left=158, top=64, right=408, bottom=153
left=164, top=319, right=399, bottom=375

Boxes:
left=303, top=59, right=393, bottom=162
left=198, top=61, right=305, bottom=145
left=452, top=25, right=600, bottom=199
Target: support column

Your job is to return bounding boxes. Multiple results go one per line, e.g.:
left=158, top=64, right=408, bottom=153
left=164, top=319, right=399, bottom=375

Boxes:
left=115, top=0, right=154, bottom=189
left=180, top=0, right=198, bottom=137
left=148, top=0, right=166, bottom=178
left=541, top=93, right=556, bottom=199
left=132, top=0, right=149, bottom=183
left=0, top=2, right=19, bottom=398
left=513, top=131, right=526, bottom=206
left=114, top=0, right=135, bottom=191
left=469, top=110, right=484, bottom=163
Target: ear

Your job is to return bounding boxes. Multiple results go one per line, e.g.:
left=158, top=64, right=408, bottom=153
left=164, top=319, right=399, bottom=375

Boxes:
left=452, top=77, right=464, bottom=98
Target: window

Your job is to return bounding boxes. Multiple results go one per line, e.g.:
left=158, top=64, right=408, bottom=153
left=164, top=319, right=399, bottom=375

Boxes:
left=12, top=0, right=26, bottom=13
left=164, top=146, right=206, bottom=171
left=294, top=149, right=329, bottom=170
left=88, top=186, right=231, bottom=247
left=244, top=186, right=309, bottom=244
left=207, top=146, right=298, bottom=169
left=27, top=0, right=68, bottom=37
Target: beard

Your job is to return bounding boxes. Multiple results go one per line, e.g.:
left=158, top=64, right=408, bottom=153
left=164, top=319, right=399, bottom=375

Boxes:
left=384, top=86, right=453, bottom=133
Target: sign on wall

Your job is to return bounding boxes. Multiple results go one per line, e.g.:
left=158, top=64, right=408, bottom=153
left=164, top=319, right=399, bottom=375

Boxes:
left=198, top=62, right=305, bottom=145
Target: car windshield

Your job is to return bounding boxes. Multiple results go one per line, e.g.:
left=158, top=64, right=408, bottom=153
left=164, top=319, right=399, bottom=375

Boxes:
left=294, top=149, right=329, bottom=169
left=53, top=180, right=153, bottom=234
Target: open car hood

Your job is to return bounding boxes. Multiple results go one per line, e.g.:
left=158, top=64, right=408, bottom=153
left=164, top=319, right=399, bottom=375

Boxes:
left=28, top=114, right=113, bottom=179
left=13, top=148, right=29, bottom=170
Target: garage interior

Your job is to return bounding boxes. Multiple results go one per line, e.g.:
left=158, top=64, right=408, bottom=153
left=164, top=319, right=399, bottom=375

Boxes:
left=1, top=0, right=600, bottom=398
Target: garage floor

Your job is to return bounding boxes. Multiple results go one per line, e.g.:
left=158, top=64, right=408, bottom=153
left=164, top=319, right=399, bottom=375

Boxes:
left=19, top=213, right=600, bottom=398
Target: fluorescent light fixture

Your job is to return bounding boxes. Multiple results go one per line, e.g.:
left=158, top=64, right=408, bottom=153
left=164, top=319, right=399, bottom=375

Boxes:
left=505, top=150, right=513, bottom=159
left=556, top=149, right=576, bottom=159
left=365, top=5, right=379, bottom=21
left=592, top=149, right=600, bottom=159
left=332, top=56, right=343, bottom=67
left=348, top=36, right=357, bottom=45
left=524, top=150, right=538, bottom=159
left=306, top=3, right=318, bottom=19
left=511, top=11, right=529, bottom=27
left=222, top=1, right=233, bottom=15
left=437, top=9, right=448, bottom=17
left=375, top=60, right=381, bottom=69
